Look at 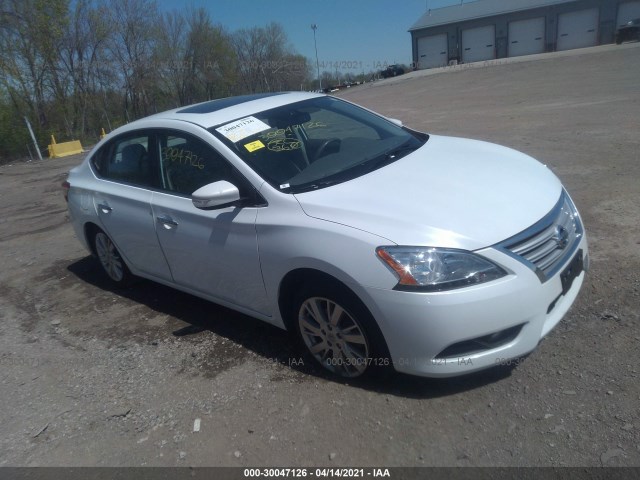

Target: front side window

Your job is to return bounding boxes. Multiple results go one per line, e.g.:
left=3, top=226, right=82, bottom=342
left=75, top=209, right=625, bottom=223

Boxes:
left=211, top=96, right=427, bottom=193
left=157, top=132, right=244, bottom=197
left=92, top=134, right=154, bottom=187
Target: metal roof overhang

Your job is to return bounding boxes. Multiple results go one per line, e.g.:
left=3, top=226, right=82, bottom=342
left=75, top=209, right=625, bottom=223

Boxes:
left=409, top=0, right=578, bottom=31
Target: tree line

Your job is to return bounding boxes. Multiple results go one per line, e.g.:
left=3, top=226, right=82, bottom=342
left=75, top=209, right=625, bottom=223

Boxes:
left=0, top=0, right=313, bottom=161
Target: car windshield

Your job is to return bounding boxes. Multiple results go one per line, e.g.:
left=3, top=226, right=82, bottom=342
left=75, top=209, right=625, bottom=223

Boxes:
left=210, top=96, right=427, bottom=193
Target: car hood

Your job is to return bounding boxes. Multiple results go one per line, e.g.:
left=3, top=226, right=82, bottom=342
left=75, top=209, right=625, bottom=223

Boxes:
left=293, top=135, right=562, bottom=250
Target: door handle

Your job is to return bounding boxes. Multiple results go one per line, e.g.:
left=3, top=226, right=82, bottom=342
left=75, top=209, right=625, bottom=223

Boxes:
left=157, top=215, right=178, bottom=228
left=97, top=203, right=112, bottom=213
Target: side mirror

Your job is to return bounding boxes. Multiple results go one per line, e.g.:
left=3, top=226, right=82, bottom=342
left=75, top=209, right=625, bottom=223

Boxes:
left=388, top=118, right=403, bottom=127
left=192, top=180, right=240, bottom=209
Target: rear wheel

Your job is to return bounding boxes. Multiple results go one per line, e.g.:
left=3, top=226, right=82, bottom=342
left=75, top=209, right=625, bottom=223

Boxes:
left=93, top=230, right=132, bottom=286
left=293, top=283, right=390, bottom=378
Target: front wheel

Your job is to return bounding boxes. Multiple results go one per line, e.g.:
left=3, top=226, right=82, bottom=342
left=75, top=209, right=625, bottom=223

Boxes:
left=293, top=284, right=390, bottom=378
left=93, top=230, right=133, bottom=286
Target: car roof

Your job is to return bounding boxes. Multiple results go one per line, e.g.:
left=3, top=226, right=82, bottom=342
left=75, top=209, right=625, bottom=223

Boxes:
left=139, top=91, right=325, bottom=130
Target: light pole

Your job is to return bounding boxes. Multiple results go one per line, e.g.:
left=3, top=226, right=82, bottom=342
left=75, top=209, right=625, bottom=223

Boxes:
left=311, top=24, right=322, bottom=91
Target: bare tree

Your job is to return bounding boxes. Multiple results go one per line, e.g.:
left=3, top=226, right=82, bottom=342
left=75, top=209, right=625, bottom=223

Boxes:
left=59, top=0, right=111, bottom=136
left=0, top=0, right=68, bottom=129
left=154, top=7, right=238, bottom=107
left=0, top=1, right=314, bottom=160
left=182, top=7, right=237, bottom=103
left=153, top=9, right=189, bottom=108
left=106, top=0, right=159, bottom=119
left=233, top=22, right=310, bottom=93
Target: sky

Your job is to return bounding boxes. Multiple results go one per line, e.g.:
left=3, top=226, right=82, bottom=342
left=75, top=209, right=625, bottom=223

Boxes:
left=156, top=0, right=474, bottom=75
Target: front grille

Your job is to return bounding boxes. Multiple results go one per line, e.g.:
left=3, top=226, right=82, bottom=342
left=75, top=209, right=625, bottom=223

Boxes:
left=498, top=191, right=583, bottom=282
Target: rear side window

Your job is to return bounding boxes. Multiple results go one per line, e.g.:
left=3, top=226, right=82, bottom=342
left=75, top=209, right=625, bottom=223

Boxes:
left=92, top=135, right=155, bottom=187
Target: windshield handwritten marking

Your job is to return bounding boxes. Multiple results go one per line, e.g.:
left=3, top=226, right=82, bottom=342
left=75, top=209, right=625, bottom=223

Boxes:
left=259, top=121, right=327, bottom=140
left=266, top=138, right=301, bottom=152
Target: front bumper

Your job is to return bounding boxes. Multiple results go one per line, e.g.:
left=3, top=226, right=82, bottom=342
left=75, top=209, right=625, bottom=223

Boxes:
left=362, top=235, right=588, bottom=377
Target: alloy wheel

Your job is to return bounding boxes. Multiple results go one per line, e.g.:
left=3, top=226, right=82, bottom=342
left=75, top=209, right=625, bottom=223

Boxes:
left=298, top=296, right=370, bottom=377
left=95, top=232, right=125, bottom=282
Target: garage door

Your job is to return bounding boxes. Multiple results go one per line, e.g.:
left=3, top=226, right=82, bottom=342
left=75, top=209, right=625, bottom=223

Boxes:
left=462, top=25, right=496, bottom=63
left=557, top=8, right=599, bottom=51
left=617, top=1, right=640, bottom=26
left=508, top=17, right=545, bottom=57
left=417, top=34, right=448, bottom=69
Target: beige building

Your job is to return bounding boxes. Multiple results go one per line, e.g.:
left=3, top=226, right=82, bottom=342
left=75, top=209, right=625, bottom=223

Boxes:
left=410, top=0, right=640, bottom=69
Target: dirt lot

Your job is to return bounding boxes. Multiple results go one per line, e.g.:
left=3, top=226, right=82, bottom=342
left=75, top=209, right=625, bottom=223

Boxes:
left=1, top=43, right=639, bottom=468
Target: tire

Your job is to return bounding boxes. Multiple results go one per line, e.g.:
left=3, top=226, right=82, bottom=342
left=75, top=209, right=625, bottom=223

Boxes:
left=292, top=282, right=390, bottom=379
left=93, top=229, right=133, bottom=286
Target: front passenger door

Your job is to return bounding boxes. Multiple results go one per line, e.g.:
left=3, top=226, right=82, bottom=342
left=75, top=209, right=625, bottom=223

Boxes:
left=150, top=131, right=270, bottom=315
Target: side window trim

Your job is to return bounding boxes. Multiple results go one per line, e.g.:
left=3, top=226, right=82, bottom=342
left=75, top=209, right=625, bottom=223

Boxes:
left=90, top=128, right=266, bottom=207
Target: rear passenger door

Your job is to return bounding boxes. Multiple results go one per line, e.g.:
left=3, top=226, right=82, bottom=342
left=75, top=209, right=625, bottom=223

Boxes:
left=91, top=132, right=172, bottom=280
left=150, top=130, right=270, bottom=315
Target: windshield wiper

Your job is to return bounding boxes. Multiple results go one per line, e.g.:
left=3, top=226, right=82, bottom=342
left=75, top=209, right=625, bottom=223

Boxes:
left=287, top=179, right=343, bottom=193
left=386, top=144, right=420, bottom=160
left=289, top=143, right=422, bottom=193
left=364, top=143, right=420, bottom=173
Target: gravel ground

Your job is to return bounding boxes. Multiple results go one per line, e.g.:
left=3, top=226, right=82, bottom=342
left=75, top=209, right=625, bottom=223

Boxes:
left=0, top=43, right=639, bottom=468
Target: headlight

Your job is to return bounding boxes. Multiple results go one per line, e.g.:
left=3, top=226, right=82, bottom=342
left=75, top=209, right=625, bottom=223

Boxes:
left=376, top=246, right=507, bottom=291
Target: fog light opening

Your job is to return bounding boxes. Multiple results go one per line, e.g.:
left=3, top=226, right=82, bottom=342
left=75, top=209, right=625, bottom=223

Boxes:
left=435, top=323, right=525, bottom=359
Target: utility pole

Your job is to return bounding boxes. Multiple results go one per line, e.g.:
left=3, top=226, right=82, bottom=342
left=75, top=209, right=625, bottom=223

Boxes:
left=24, top=116, right=43, bottom=161
left=311, top=24, right=322, bottom=91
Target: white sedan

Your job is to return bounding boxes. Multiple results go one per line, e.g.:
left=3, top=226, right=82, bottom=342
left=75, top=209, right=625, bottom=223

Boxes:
left=64, top=92, right=588, bottom=378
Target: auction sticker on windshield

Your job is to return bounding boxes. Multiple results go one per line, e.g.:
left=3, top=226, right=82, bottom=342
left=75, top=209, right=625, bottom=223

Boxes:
left=244, top=140, right=266, bottom=152
left=216, top=116, right=270, bottom=142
